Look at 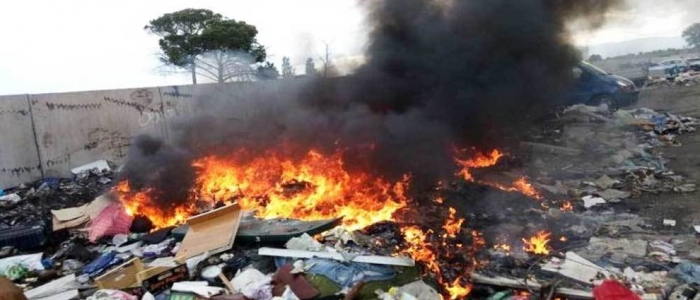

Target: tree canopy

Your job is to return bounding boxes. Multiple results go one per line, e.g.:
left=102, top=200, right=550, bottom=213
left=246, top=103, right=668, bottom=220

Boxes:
left=683, top=23, right=700, bottom=48
left=587, top=54, right=603, bottom=62
left=281, top=57, right=295, bottom=79
left=145, top=9, right=266, bottom=83
left=305, top=58, right=316, bottom=76
left=257, top=62, right=280, bottom=80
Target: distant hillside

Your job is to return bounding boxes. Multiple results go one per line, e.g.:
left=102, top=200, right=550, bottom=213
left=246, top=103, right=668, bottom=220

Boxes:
left=587, top=36, right=687, bottom=58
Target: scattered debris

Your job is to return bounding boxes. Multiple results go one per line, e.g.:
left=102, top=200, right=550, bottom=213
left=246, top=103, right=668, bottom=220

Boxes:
left=582, top=195, right=606, bottom=208
left=71, top=160, right=111, bottom=176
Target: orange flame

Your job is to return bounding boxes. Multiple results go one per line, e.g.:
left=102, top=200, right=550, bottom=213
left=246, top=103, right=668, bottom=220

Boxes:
left=434, top=196, right=444, bottom=204
left=400, top=208, right=473, bottom=299
left=482, top=177, right=543, bottom=200
left=522, top=230, right=551, bottom=255
left=442, top=207, right=464, bottom=238
left=455, top=149, right=503, bottom=181
left=493, top=244, right=512, bottom=252
left=445, top=277, right=472, bottom=299
left=510, top=177, right=541, bottom=199
left=116, top=149, right=408, bottom=230
left=401, top=226, right=440, bottom=274
left=560, top=201, right=573, bottom=211
left=116, top=181, right=191, bottom=228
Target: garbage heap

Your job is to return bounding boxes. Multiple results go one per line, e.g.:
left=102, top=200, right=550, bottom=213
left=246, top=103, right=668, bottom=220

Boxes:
left=0, top=164, right=443, bottom=300
left=1, top=105, right=700, bottom=300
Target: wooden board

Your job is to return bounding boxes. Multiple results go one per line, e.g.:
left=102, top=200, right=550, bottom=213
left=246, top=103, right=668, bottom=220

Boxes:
left=258, top=247, right=415, bottom=267
left=175, top=204, right=242, bottom=262
left=95, top=258, right=144, bottom=289
left=137, top=266, right=176, bottom=284
left=237, top=216, right=342, bottom=243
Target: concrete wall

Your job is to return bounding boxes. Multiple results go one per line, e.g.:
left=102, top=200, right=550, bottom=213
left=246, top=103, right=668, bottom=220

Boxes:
left=0, top=80, right=312, bottom=188
left=29, top=87, right=169, bottom=178
left=0, top=95, right=42, bottom=188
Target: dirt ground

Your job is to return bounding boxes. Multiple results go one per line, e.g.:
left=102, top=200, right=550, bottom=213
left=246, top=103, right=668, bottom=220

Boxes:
left=628, top=85, right=700, bottom=229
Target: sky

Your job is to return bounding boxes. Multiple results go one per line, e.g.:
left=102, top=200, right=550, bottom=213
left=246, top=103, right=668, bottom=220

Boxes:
left=0, top=0, right=696, bottom=95
left=572, top=0, right=699, bottom=46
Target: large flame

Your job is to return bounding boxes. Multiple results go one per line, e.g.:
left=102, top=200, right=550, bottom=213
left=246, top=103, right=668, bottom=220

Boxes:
left=117, top=149, right=408, bottom=230
left=115, top=147, right=529, bottom=298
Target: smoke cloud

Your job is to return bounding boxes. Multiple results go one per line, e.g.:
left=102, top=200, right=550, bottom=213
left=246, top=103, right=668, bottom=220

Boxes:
left=121, top=0, right=624, bottom=206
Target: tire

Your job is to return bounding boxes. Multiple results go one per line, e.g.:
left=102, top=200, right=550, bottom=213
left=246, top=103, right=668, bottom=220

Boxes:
left=591, top=94, right=618, bottom=112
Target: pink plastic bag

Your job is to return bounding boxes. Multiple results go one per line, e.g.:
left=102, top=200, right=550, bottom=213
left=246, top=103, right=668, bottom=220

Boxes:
left=87, top=203, right=133, bottom=242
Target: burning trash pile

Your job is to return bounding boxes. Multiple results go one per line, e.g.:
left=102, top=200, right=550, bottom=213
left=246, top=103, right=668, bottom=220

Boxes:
left=6, top=0, right=700, bottom=298
left=3, top=102, right=699, bottom=300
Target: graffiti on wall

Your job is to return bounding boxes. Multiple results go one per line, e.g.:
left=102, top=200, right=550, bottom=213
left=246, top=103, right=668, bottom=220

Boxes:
left=45, top=102, right=103, bottom=111
left=161, top=86, right=192, bottom=99
left=42, top=127, right=131, bottom=169
left=0, top=165, right=41, bottom=177
left=103, top=90, right=160, bottom=113
left=0, top=109, right=29, bottom=116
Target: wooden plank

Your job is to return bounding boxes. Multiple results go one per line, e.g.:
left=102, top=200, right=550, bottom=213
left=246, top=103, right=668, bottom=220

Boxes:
left=95, top=258, right=144, bottom=289
left=175, top=204, right=242, bottom=262
left=258, top=247, right=415, bottom=267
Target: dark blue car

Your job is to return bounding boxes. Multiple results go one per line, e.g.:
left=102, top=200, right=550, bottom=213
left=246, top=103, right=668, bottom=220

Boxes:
left=569, top=62, right=639, bottom=110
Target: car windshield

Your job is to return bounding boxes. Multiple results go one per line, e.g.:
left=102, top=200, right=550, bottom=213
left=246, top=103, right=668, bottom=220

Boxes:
left=579, top=61, right=610, bottom=76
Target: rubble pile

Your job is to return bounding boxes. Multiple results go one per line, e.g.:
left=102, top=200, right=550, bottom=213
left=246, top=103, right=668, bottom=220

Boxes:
left=0, top=166, right=114, bottom=251
left=646, top=70, right=700, bottom=88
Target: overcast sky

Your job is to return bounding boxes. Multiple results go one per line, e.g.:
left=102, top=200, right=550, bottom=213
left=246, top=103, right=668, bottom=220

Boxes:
left=0, top=0, right=696, bottom=95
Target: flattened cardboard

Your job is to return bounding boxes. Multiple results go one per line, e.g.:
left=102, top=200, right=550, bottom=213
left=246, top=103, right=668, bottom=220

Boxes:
left=51, top=195, right=113, bottom=231
left=175, top=204, right=242, bottom=262
left=51, top=205, right=88, bottom=221
left=95, top=258, right=144, bottom=289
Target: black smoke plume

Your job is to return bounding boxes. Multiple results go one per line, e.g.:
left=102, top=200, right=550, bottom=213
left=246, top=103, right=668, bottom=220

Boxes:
left=120, top=0, right=623, bottom=207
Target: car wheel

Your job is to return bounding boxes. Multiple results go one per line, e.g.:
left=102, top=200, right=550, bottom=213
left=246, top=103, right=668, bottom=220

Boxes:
left=592, top=94, right=618, bottom=112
